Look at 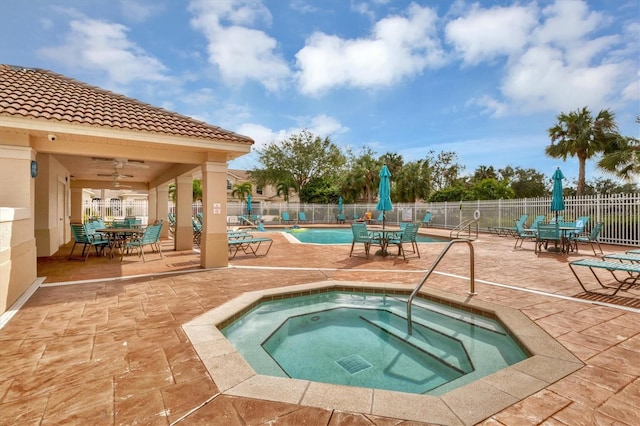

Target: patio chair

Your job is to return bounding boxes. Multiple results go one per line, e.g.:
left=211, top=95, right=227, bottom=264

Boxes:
left=513, top=219, right=536, bottom=249
left=68, top=223, right=109, bottom=261
left=228, top=236, right=273, bottom=258
left=569, top=223, right=603, bottom=255
left=122, top=221, right=163, bottom=262
left=527, top=215, right=546, bottom=231
left=569, top=258, right=640, bottom=295
left=349, top=222, right=377, bottom=258
left=336, top=213, right=346, bottom=223
left=298, top=212, right=308, bottom=223
left=192, top=217, right=202, bottom=245
left=490, top=214, right=528, bottom=237
left=281, top=212, right=292, bottom=223
left=535, top=222, right=561, bottom=254
left=388, top=222, right=420, bottom=259
left=420, top=212, right=433, bottom=227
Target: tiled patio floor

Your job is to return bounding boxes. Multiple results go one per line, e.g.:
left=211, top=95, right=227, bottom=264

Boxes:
left=1, top=228, right=639, bottom=425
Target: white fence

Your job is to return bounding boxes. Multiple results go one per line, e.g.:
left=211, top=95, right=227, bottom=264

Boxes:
left=86, top=193, right=640, bottom=247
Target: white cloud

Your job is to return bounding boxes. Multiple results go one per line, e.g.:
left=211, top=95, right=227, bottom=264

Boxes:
left=119, top=0, right=162, bottom=23
left=445, top=4, right=538, bottom=65
left=38, top=17, right=168, bottom=85
left=295, top=4, right=446, bottom=95
left=455, top=0, right=636, bottom=117
left=189, top=0, right=290, bottom=92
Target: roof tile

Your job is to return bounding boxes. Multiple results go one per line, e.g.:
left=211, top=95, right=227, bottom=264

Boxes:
left=0, top=64, right=254, bottom=145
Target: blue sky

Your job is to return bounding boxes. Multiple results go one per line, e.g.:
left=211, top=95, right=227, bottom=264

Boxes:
left=1, top=0, right=638, bottom=184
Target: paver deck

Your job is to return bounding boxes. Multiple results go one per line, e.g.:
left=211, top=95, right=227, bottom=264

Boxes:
left=1, top=228, right=638, bottom=425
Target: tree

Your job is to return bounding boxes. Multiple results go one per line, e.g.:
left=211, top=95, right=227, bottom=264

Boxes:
left=597, top=116, right=640, bottom=182
left=251, top=129, right=346, bottom=197
left=546, top=107, right=621, bottom=196
left=508, top=168, right=548, bottom=198
left=393, top=160, right=432, bottom=202
left=341, top=147, right=381, bottom=203
left=230, top=182, right=252, bottom=202
left=424, top=150, right=464, bottom=191
left=168, top=180, right=204, bottom=202
left=467, top=178, right=515, bottom=200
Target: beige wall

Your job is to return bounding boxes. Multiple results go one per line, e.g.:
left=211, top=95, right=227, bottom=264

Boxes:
left=34, top=154, right=70, bottom=257
left=0, top=145, right=37, bottom=315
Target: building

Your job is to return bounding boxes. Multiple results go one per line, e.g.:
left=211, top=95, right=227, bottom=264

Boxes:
left=0, top=64, right=254, bottom=316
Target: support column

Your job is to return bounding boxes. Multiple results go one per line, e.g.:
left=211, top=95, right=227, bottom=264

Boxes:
left=156, top=185, right=169, bottom=238
left=200, top=161, right=228, bottom=268
left=174, top=175, right=193, bottom=251
left=147, top=187, right=157, bottom=226
left=70, top=188, right=83, bottom=223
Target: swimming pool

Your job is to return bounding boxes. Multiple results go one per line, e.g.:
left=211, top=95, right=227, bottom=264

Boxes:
left=223, top=291, right=528, bottom=395
left=274, top=227, right=448, bottom=244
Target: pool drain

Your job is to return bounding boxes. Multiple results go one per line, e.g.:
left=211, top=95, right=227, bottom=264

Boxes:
left=336, top=354, right=372, bottom=374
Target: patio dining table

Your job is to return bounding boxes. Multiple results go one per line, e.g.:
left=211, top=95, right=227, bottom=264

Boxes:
left=368, top=225, right=403, bottom=256
left=96, top=228, right=142, bottom=259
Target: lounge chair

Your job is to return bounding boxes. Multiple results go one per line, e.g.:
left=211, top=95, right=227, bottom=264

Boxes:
left=490, top=214, right=528, bottom=237
left=569, top=223, right=603, bottom=255
left=349, top=222, right=378, bottom=258
left=627, top=249, right=640, bottom=255
left=228, top=236, right=273, bottom=258
left=388, top=222, right=420, bottom=259
left=603, top=253, right=640, bottom=264
left=122, top=221, right=163, bottom=262
left=526, top=215, right=546, bottom=232
left=298, top=212, right=308, bottom=223
left=68, top=223, right=109, bottom=261
left=569, top=258, right=640, bottom=295
left=336, top=213, right=346, bottom=223
left=281, top=212, right=292, bottom=223
left=513, top=219, right=536, bottom=249
left=534, top=222, right=561, bottom=253
left=420, top=212, right=432, bottom=227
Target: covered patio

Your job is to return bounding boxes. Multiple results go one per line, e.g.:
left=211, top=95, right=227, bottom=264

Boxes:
left=0, top=64, right=253, bottom=318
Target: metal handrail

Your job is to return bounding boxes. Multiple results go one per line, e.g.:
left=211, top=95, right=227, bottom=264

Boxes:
left=449, top=219, right=479, bottom=240
left=406, top=239, right=476, bottom=334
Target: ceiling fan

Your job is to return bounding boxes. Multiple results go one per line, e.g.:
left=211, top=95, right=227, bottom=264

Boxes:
left=91, top=157, right=149, bottom=169
left=97, top=171, right=134, bottom=180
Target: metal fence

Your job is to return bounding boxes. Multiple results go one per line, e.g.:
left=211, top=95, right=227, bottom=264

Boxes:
left=87, top=193, right=640, bottom=247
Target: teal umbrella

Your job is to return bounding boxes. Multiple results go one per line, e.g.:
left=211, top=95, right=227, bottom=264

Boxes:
left=550, top=167, right=565, bottom=221
left=376, top=165, right=393, bottom=228
left=246, top=194, right=252, bottom=215
left=337, top=196, right=343, bottom=213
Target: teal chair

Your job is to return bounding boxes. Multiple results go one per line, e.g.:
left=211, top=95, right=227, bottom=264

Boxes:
left=420, top=212, right=432, bottom=227
left=388, top=223, right=420, bottom=259
left=513, top=219, right=537, bottom=249
left=123, top=221, right=163, bottom=262
left=349, top=223, right=377, bottom=258
left=336, top=213, right=346, bottom=223
left=535, top=222, right=561, bottom=253
left=69, top=223, right=109, bottom=261
left=570, top=223, right=603, bottom=255
left=282, top=212, right=292, bottom=223
left=298, top=212, right=308, bottom=222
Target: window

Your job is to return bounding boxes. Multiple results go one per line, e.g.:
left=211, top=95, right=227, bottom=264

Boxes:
left=227, top=180, right=232, bottom=190
left=257, top=186, right=263, bottom=195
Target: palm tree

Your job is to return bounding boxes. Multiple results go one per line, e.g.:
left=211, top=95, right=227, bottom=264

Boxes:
left=597, top=116, right=640, bottom=182
left=231, top=182, right=252, bottom=203
left=546, top=107, right=620, bottom=195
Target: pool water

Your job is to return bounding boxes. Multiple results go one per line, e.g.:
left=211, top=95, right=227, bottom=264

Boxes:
left=223, top=292, right=528, bottom=395
left=278, top=227, right=448, bottom=244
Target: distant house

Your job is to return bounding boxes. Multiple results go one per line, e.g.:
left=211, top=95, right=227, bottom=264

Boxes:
left=227, top=169, right=299, bottom=204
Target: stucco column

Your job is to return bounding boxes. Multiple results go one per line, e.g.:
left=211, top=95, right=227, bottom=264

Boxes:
left=147, top=187, right=157, bottom=226
left=200, top=161, right=228, bottom=268
left=70, top=188, right=83, bottom=223
left=156, top=185, right=169, bottom=238
left=174, top=175, right=193, bottom=251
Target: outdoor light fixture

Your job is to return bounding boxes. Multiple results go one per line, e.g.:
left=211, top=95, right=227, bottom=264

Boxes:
left=47, top=134, right=56, bottom=142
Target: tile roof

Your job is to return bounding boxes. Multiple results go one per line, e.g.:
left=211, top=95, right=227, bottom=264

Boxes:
left=0, top=64, right=254, bottom=145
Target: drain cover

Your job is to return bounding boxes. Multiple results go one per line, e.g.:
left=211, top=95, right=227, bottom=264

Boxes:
left=336, top=354, right=372, bottom=374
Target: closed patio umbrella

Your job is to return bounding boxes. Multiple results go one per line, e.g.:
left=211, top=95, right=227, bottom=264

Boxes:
left=246, top=194, right=252, bottom=216
left=337, top=196, right=343, bottom=213
left=550, top=167, right=565, bottom=222
left=376, top=165, right=393, bottom=229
